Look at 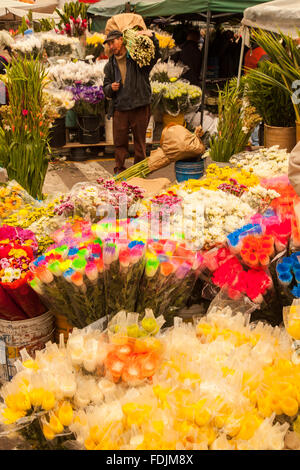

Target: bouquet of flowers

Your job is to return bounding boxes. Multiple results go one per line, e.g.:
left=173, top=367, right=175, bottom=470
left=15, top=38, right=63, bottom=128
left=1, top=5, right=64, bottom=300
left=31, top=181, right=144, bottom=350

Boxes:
left=123, top=29, right=155, bottom=67
left=136, top=240, right=202, bottom=318
left=46, top=60, right=106, bottom=89
left=43, top=88, right=75, bottom=120
left=0, top=225, right=38, bottom=255
left=0, top=180, right=40, bottom=222
left=11, top=35, right=43, bottom=59
left=68, top=84, right=105, bottom=116
left=0, top=243, right=46, bottom=319
left=85, top=33, right=105, bottom=59
left=103, top=239, right=146, bottom=317
left=60, top=16, right=88, bottom=38
left=229, top=146, right=289, bottom=178
left=30, top=239, right=106, bottom=329
left=40, top=32, right=79, bottom=57
left=151, top=80, right=201, bottom=116
left=154, top=30, right=176, bottom=59
left=150, top=59, right=187, bottom=83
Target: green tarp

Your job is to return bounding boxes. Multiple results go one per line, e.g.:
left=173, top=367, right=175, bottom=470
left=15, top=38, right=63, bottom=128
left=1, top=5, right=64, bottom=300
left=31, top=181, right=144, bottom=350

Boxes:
left=88, top=0, right=272, bottom=19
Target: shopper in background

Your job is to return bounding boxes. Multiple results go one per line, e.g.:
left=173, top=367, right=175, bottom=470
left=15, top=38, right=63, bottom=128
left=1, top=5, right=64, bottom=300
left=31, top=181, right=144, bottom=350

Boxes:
left=173, top=29, right=202, bottom=86
left=244, top=42, right=269, bottom=72
left=103, top=29, right=160, bottom=175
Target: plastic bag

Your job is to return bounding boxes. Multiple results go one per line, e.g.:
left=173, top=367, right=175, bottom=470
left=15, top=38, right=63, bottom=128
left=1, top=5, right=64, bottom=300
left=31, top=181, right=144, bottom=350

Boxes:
left=206, top=287, right=258, bottom=318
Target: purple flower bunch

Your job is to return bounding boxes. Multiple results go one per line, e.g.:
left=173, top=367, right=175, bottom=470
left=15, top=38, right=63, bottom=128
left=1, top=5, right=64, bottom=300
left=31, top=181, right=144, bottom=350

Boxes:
left=68, top=84, right=105, bottom=104
left=96, top=178, right=144, bottom=216
left=53, top=195, right=75, bottom=217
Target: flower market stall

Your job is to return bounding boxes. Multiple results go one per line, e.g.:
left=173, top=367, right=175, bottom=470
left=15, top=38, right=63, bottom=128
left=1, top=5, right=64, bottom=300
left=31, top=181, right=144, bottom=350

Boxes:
left=2, top=5, right=300, bottom=452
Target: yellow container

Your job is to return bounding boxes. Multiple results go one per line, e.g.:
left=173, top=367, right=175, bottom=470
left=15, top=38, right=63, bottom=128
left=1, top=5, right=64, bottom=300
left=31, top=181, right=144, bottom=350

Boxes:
left=162, top=112, right=185, bottom=128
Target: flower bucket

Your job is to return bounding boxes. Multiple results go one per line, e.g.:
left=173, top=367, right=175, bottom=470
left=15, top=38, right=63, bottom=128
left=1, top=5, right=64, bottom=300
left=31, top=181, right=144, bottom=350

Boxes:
left=77, top=115, right=102, bottom=144
left=49, top=117, right=66, bottom=148
left=264, top=124, right=296, bottom=153
left=296, top=121, right=300, bottom=144
left=175, top=159, right=205, bottom=182
left=0, top=311, right=54, bottom=382
left=53, top=312, right=73, bottom=344
left=162, top=113, right=185, bottom=128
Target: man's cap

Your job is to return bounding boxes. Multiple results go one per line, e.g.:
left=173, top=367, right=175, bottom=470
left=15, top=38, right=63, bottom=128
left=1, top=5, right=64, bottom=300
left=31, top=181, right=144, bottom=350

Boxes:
left=103, top=30, right=123, bottom=44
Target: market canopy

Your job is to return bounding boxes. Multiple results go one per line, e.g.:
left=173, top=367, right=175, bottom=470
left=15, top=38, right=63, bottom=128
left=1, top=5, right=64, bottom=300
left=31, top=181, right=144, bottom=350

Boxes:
left=88, top=0, right=272, bottom=18
left=0, top=0, right=59, bottom=16
left=242, top=0, right=300, bottom=38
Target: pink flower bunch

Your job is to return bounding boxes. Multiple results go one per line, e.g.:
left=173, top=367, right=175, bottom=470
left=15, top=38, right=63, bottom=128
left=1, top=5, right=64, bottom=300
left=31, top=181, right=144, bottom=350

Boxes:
left=53, top=196, right=75, bottom=217
left=212, top=255, right=273, bottom=303
left=218, top=178, right=247, bottom=197
left=0, top=225, right=38, bottom=255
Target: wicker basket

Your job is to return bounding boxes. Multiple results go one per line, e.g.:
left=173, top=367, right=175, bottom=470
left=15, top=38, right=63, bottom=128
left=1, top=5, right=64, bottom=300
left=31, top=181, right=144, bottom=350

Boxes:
left=264, top=124, right=296, bottom=152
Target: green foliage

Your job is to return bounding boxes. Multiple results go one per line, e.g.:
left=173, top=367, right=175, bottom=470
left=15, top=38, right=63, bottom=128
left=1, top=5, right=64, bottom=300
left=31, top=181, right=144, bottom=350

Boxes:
left=209, top=78, right=261, bottom=162
left=252, top=29, right=300, bottom=122
left=0, top=57, right=52, bottom=199
left=244, top=61, right=296, bottom=127
left=56, top=1, right=88, bottom=27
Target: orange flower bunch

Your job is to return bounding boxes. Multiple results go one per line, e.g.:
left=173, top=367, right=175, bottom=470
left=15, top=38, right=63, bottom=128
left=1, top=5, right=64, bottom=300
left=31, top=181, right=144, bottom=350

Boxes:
left=0, top=187, right=22, bottom=219
left=240, top=234, right=274, bottom=268
left=104, top=335, right=162, bottom=385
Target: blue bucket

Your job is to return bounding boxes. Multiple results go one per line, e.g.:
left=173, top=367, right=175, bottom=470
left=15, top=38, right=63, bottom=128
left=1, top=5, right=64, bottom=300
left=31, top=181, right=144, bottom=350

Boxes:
left=175, top=159, right=205, bottom=182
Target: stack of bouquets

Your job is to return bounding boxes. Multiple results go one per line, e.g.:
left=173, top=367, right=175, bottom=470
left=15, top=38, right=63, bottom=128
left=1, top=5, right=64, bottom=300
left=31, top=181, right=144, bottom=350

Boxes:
left=46, top=60, right=106, bottom=89
left=1, top=306, right=300, bottom=450
left=0, top=180, right=40, bottom=222
left=0, top=242, right=46, bottom=321
left=29, top=234, right=106, bottom=329
left=229, top=146, right=289, bottom=178
left=102, top=238, right=146, bottom=317
left=276, top=253, right=300, bottom=306
left=40, top=32, right=79, bottom=57
left=136, top=239, right=203, bottom=319
left=11, top=35, right=43, bottom=59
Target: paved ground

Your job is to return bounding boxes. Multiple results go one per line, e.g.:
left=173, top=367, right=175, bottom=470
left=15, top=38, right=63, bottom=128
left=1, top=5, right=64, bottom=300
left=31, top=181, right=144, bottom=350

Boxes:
left=43, top=155, right=177, bottom=195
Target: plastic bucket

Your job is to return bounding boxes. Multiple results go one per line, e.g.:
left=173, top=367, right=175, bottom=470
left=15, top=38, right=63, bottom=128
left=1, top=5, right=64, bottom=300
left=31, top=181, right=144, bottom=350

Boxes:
left=264, top=124, right=296, bottom=153
left=0, top=311, right=55, bottom=382
left=175, top=159, right=205, bottom=182
left=49, top=117, right=66, bottom=148
left=77, top=115, right=102, bottom=144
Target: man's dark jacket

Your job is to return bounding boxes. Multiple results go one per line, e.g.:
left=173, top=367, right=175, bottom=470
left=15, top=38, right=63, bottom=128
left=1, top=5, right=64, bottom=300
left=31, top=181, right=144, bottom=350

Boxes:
left=103, top=32, right=160, bottom=117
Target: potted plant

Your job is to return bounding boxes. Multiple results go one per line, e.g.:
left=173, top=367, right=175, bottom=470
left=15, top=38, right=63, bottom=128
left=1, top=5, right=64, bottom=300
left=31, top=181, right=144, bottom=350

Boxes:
left=251, top=29, right=300, bottom=144
left=244, top=61, right=296, bottom=152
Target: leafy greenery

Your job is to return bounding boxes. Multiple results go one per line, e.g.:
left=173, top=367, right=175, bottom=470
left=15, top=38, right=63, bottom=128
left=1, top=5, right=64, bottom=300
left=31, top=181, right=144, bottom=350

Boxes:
left=244, top=61, right=296, bottom=127
left=0, top=57, right=53, bottom=199
left=251, top=29, right=300, bottom=122
left=209, top=78, right=261, bottom=162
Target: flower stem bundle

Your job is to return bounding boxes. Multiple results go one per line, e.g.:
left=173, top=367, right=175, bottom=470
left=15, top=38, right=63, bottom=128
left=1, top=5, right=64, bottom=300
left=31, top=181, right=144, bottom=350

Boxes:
left=123, top=29, right=155, bottom=67
left=0, top=57, right=52, bottom=199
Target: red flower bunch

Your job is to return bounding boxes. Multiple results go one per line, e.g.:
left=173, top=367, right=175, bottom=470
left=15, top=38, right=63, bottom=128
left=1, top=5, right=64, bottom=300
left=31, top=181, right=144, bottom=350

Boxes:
left=212, top=254, right=273, bottom=303
left=240, top=234, right=274, bottom=268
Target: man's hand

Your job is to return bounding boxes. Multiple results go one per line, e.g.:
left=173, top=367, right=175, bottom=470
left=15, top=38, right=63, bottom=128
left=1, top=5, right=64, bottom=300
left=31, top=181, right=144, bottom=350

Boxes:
left=136, top=29, right=154, bottom=38
left=111, top=81, right=121, bottom=92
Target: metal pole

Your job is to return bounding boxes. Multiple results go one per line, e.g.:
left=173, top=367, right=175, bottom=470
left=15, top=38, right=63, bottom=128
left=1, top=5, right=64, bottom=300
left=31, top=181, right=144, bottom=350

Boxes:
left=237, top=26, right=246, bottom=88
left=200, top=10, right=211, bottom=126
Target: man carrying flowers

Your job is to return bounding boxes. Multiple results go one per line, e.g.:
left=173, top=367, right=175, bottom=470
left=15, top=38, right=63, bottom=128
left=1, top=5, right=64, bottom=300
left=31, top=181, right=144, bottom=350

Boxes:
left=103, top=29, right=160, bottom=175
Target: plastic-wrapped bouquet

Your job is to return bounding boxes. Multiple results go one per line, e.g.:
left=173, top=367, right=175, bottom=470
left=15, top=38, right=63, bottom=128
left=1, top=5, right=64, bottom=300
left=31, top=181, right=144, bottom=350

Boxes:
left=46, top=60, right=107, bottom=88
left=11, top=35, right=43, bottom=59
left=136, top=240, right=202, bottom=318
left=103, top=239, right=146, bottom=317
left=43, top=88, right=75, bottom=120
